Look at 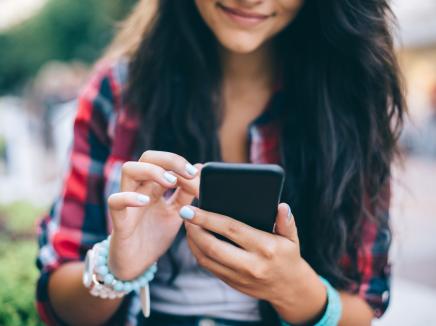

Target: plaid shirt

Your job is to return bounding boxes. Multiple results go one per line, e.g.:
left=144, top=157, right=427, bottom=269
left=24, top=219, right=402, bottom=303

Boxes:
left=36, top=61, right=391, bottom=325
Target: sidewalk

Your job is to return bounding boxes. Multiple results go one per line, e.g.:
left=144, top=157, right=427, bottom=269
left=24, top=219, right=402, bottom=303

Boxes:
left=375, top=278, right=436, bottom=325
left=376, top=157, right=436, bottom=325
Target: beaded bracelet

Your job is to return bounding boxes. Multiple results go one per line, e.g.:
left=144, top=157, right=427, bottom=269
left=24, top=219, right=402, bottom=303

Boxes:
left=83, top=235, right=158, bottom=317
left=93, top=236, right=158, bottom=293
left=280, top=276, right=342, bottom=326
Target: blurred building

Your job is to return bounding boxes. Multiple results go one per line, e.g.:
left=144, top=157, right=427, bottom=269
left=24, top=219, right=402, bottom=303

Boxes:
left=0, top=97, right=42, bottom=203
left=394, top=0, right=436, bottom=119
left=0, top=0, right=47, bottom=31
left=0, top=62, right=86, bottom=205
left=392, top=0, right=436, bottom=160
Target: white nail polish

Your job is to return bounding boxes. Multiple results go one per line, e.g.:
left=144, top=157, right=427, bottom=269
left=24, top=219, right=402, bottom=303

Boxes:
left=137, top=194, right=150, bottom=204
left=164, top=171, right=177, bottom=184
left=185, top=163, right=198, bottom=176
left=179, top=206, right=195, bottom=220
left=287, top=204, right=292, bottom=219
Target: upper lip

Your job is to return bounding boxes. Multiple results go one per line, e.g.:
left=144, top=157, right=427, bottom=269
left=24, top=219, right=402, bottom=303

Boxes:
left=217, top=3, right=272, bottom=19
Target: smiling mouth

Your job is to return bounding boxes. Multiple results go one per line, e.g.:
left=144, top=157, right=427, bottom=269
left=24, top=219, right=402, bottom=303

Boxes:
left=216, top=2, right=274, bottom=27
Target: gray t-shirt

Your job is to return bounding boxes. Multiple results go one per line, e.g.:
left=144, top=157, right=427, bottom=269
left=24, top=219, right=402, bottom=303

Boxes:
left=150, top=229, right=261, bottom=321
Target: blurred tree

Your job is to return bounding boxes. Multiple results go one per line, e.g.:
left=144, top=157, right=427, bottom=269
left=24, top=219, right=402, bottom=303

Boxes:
left=0, top=0, right=136, bottom=94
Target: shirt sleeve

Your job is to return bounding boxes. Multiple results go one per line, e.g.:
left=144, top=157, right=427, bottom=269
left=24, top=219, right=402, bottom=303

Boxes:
left=341, top=181, right=392, bottom=318
left=35, top=64, right=119, bottom=325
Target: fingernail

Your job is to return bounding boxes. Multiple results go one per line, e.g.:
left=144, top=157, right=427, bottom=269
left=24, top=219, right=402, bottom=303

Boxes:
left=164, top=171, right=177, bottom=184
left=137, top=194, right=150, bottom=204
left=286, top=204, right=292, bottom=220
left=179, top=206, right=195, bottom=220
left=185, top=163, right=198, bottom=176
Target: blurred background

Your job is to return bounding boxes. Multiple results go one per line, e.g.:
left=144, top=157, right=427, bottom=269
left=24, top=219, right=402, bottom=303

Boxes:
left=0, top=0, right=434, bottom=324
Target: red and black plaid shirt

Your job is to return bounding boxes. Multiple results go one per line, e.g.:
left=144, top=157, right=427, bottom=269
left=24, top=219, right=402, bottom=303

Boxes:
left=36, top=61, right=392, bottom=325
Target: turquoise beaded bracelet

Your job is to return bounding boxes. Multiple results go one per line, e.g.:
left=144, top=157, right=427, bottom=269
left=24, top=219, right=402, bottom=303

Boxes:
left=93, top=236, right=158, bottom=294
left=280, top=276, right=342, bottom=326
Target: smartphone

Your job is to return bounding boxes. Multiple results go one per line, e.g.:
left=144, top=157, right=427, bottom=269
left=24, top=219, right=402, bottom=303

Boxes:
left=198, top=162, right=285, bottom=237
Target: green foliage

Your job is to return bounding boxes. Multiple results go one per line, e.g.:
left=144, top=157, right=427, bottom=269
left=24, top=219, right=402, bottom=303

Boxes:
left=0, top=0, right=136, bottom=94
left=0, top=136, right=6, bottom=157
left=0, top=240, right=43, bottom=325
left=0, top=201, right=44, bottom=234
left=0, top=136, right=5, bottom=150
left=0, top=202, right=46, bottom=325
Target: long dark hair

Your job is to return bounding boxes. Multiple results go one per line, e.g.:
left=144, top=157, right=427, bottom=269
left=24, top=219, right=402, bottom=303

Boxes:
left=126, top=0, right=405, bottom=322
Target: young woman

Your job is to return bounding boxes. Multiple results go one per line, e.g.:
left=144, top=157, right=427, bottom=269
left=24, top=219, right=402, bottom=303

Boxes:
left=36, top=0, right=405, bottom=325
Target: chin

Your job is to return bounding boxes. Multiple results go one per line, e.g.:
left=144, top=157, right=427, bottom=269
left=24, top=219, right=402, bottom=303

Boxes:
left=217, top=33, right=264, bottom=54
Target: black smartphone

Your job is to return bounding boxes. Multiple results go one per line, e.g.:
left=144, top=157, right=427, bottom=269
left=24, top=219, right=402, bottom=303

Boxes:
left=198, top=162, right=285, bottom=237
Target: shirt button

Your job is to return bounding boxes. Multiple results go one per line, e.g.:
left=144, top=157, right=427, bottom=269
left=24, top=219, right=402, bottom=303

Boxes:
left=382, top=290, right=390, bottom=302
left=199, top=318, right=216, bottom=326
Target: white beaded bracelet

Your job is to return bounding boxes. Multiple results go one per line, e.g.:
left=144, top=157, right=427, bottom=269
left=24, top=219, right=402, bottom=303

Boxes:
left=83, top=235, right=158, bottom=317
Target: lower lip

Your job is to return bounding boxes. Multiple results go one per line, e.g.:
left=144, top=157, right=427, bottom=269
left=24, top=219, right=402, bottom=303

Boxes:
left=217, top=4, right=269, bottom=28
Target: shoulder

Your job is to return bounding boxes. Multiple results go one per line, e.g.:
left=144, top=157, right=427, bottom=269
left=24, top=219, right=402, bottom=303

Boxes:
left=74, top=58, right=137, bottom=146
left=79, top=58, right=129, bottom=113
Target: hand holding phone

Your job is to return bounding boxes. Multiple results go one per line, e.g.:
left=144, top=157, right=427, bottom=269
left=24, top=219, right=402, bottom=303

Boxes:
left=184, top=164, right=318, bottom=325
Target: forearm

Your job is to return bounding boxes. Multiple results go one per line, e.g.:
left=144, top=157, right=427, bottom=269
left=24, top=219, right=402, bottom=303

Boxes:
left=270, top=259, right=326, bottom=324
left=271, top=259, right=373, bottom=325
left=48, top=261, right=123, bottom=326
left=338, top=292, right=373, bottom=326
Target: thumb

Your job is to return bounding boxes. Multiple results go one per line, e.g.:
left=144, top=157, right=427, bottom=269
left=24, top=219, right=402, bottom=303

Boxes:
left=274, top=203, right=299, bottom=243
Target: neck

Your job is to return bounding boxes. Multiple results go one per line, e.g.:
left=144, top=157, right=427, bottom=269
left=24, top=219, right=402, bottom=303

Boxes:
left=219, top=42, right=276, bottom=89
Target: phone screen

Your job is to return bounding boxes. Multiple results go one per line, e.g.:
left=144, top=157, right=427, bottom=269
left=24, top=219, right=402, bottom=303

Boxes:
left=198, top=162, right=285, bottom=234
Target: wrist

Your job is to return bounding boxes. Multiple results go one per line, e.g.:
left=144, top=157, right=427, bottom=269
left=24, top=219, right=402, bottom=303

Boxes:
left=108, top=232, right=151, bottom=281
left=84, top=236, right=157, bottom=293
left=83, top=236, right=158, bottom=318
left=271, top=258, right=327, bottom=325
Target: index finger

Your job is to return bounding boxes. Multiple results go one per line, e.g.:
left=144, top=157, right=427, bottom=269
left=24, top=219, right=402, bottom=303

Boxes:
left=140, top=150, right=199, bottom=179
left=179, top=205, right=274, bottom=252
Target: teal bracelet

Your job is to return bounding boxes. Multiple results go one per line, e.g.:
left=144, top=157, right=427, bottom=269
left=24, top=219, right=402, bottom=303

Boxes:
left=280, top=276, right=342, bottom=326
left=94, top=236, right=158, bottom=293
